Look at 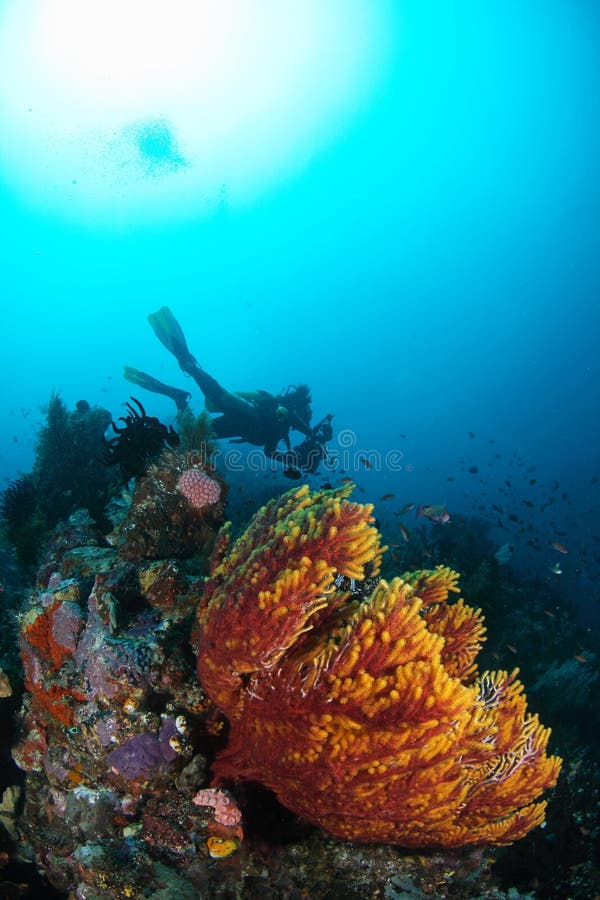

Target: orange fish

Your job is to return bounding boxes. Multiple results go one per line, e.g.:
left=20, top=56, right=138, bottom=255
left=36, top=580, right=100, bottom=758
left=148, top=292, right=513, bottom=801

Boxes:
left=551, top=541, right=568, bottom=554
left=206, top=835, right=240, bottom=859
left=574, top=654, right=587, bottom=663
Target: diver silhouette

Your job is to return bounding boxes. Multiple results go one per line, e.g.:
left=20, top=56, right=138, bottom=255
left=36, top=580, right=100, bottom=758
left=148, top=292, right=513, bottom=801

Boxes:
left=125, top=306, right=333, bottom=477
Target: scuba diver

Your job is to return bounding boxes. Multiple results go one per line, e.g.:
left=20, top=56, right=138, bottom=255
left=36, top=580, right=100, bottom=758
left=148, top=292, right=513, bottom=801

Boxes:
left=270, top=413, right=334, bottom=478
left=125, top=306, right=333, bottom=477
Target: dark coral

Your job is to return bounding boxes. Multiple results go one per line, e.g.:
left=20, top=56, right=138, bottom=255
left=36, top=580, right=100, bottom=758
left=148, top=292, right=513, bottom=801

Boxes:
left=1, top=394, right=115, bottom=569
left=0, top=476, right=41, bottom=567
left=34, top=392, right=115, bottom=529
left=0, top=477, right=36, bottom=529
left=104, top=396, right=180, bottom=482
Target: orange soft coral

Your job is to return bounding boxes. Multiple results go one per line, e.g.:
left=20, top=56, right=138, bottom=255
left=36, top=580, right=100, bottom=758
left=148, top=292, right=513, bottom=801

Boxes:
left=195, top=485, right=561, bottom=848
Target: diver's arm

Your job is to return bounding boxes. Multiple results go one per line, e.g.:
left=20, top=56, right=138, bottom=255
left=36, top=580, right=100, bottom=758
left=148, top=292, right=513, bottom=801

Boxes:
left=123, top=367, right=191, bottom=412
left=287, top=413, right=312, bottom=437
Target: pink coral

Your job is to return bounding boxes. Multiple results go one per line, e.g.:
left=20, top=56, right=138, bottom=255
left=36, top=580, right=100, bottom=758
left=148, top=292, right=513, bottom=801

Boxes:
left=192, top=788, right=242, bottom=826
left=176, top=469, right=221, bottom=510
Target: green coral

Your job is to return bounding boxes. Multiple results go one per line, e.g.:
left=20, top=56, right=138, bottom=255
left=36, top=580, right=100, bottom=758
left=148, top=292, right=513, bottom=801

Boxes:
left=177, top=407, right=218, bottom=459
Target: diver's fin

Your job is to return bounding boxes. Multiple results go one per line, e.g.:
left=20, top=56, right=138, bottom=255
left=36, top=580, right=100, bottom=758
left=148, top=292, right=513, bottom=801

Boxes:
left=147, top=306, right=198, bottom=373
left=123, top=367, right=191, bottom=412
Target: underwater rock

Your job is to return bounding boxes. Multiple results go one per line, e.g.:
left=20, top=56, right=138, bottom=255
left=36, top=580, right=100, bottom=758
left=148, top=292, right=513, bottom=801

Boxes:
left=11, top=486, right=224, bottom=897
left=116, top=449, right=227, bottom=560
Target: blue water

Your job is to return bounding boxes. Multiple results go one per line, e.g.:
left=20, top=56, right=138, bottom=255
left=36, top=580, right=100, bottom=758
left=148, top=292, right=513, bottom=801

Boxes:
left=1, top=2, right=599, bottom=618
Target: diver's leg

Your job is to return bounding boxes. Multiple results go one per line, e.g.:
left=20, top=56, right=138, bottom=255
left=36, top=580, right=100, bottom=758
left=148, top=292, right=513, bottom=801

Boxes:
left=147, top=307, right=198, bottom=373
left=187, top=366, right=257, bottom=420
left=147, top=308, right=253, bottom=419
left=123, top=367, right=191, bottom=412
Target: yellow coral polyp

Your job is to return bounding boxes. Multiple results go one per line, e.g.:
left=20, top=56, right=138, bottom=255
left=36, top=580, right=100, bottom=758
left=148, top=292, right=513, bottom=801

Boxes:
left=196, top=485, right=561, bottom=849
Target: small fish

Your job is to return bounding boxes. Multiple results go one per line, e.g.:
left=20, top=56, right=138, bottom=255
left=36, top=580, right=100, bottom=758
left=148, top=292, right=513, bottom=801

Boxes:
left=446, top=476, right=456, bottom=481
left=494, top=543, right=513, bottom=565
left=574, top=654, right=588, bottom=664
left=468, top=431, right=475, bottom=438
left=549, top=562, right=562, bottom=575
left=396, top=502, right=415, bottom=515
left=339, top=476, right=353, bottom=484
left=468, top=466, right=478, bottom=474
left=359, top=457, right=372, bottom=469
left=506, top=644, right=518, bottom=654
left=550, top=541, right=568, bottom=554
left=380, top=493, right=395, bottom=501
left=543, top=609, right=556, bottom=618
left=417, top=504, right=450, bottom=525
left=399, top=524, right=411, bottom=543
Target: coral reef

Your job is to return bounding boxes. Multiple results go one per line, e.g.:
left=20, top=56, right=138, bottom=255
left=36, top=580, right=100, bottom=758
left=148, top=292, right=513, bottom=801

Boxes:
left=0, top=476, right=41, bottom=569
left=196, top=484, right=561, bottom=848
left=34, top=394, right=115, bottom=529
left=0, top=394, right=116, bottom=569
left=11, top=505, right=225, bottom=897
left=177, top=407, right=218, bottom=458
left=177, top=468, right=221, bottom=509
left=115, top=450, right=227, bottom=561
left=7, top=476, right=583, bottom=898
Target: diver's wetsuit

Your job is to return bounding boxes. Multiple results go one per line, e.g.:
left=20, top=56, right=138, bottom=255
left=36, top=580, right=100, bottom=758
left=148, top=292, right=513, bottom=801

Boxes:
left=186, top=363, right=305, bottom=455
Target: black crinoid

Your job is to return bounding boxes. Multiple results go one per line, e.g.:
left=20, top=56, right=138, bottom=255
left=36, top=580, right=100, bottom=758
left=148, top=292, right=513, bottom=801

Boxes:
left=0, top=476, right=42, bottom=567
left=104, top=397, right=180, bottom=482
left=0, top=476, right=36, bottom=530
